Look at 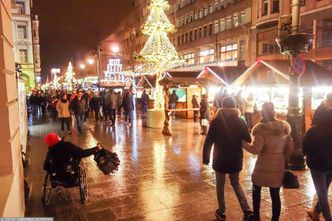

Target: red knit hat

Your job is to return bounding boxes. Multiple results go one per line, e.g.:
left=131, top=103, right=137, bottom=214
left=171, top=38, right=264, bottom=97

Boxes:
left=44, top=133, right=61, bottom=147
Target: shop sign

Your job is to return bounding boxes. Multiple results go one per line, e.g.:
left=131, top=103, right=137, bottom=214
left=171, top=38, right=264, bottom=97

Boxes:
left=291, top=56, right=306, bottom=76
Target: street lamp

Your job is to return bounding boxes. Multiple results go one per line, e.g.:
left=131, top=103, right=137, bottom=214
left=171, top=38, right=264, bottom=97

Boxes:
left=111, top=44, right=120, bottom=53
left=275, top=0, right=313, bottom=170
left=79, top=63, right=86, bottom=70
left=87, top=58, right=94, bottom=65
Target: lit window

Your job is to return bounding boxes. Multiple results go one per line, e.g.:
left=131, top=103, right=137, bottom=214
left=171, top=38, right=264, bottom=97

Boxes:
left=220, top=19, right=225, bottom=31
left=226, top=16, right=232, bottom=30
left=204, top=6, right=208, bottom=16
left=240, top=11, right=246, bottom=25
left=214, top=20, right=219, bottom=34
left=209, top=4, right=214, bottom=14
left=19, top=49, right=28, bottom=63
left=17, top=25, right=27, bottom=39
left=199, top=49, right=215, bottom=64
left=15, top=1, right=25, bottom=14
left=199, top=9, right=203, bottom=18
left=233, top=13, right=239, bottom=27
left=220, top=43, right=238, bottom=61
left=184, top=53, right=195, bottom=66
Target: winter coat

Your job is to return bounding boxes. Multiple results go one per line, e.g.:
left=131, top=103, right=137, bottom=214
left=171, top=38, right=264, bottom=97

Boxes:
left=243, top=120, right=294, bottom=188
left=203, top=108, right=251, bottom=173
left=107, top=93, right=118, bottom=109
left=29, top=95, right=39, bottom=105
left=141, top=93, right=150, bottom=106
left=39, top=96, right=47, bottom=106
left=70, top=97, right=87, bottom=115
left=312, top=102, right=332, bottom=126
left=200, top=99, right=209, bottom=119
left=56, top=100, right=71, bottom=118
left=303, top=123, right=332, bottom=172
left=123, top=94, right=134, bottom=112
left=192, top=96, right=199, bottom=108
left=169, top=93, right=179, bottom=104
left=43, top=140, right=98, bottom=174
left=90, top=96, right=102, bottom=110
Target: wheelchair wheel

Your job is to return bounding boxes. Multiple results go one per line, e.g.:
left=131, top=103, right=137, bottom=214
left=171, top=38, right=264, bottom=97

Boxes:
left=41, top=172, right=52, bottom=206
left=79, top=167, right=88, bottom=203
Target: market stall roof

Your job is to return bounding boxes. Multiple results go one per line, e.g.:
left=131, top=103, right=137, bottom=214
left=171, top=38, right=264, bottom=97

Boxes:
left=232, top=60, right=332, bottom=87
left=161, top=70, right=206, bottom=86
left=197, top=66, right=247, bottom=86
left=135, top=75, right=156, bottom=89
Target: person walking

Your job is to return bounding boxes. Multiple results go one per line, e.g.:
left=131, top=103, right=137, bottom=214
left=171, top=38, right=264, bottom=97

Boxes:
left=102, top=90, right=109, bottom=122
left=70, top=91, right=87, bottom=133
left=244, top=93, right=256, bottom=130
left=56, top=94, right=72, bottom=135
left=303, top=108, right=332, bottom=221
left=29, top=90, right=39, bottom=116
left=141, top=90, right=150, bottom=117
left=242, top=102, right=294, bottom=221
left=169, top=90, right=179, bottom=109
left=39, top=92, right=47, bottom=116
left=107, top=90, right=118, bottom=126
left=123, top=91, right=134, bottom=126
left=90, top=92, right=102, bottom=122
left=203, top=96, right=254, bottom=221
left=199, top=94, right=209, bottom=135
left=312, top=92, right=332, bottom=125
left=192, top=94, right=200, bottom=122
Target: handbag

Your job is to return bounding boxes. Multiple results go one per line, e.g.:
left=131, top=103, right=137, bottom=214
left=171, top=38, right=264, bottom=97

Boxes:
left=283, top=170, right=300, bottom=189
left=201, top=118, right=208, bottom=126
left=94, top=148, right=120, bottom=175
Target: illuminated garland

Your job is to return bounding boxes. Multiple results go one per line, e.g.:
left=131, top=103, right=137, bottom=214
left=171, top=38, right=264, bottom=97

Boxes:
left=138, top=0, right=183, bottom=109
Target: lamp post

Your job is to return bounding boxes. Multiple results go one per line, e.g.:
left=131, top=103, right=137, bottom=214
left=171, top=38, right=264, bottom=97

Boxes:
left=276, top=0, right=313, bottom=170
left=97, top=41, right=121, bottom=83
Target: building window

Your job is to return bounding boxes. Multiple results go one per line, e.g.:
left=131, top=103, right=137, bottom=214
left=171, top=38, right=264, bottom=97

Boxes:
left=226, top=16, right=232, bottom=30
left=233, top=13, right=239, bottom=27
left=209, top=23, right=213, bottom=35
left=181, top=34, right=185, bottom=43
left=194, top=29, right=198, bottom=40
left=262, top=0, right=268, bottom=16
left=199, top=9, right=203, bottom=18
left=19, top=49, right=28, bottom=63
left=220, top=19, right=225, bottom=31
left=209, top=4, right=214, bottom=14
left=17, top=25, right=27, bottom=39
left=177, top=36, right=181, bottom=45
left=259, top=42, right=279, bottom=55
left=15, top=1, right=25, bottom=14
left=318, top=19, right=332, bottom=48
left=204, top=6, right=208, bottom=16
left=239, top=40, right=246, bottom=59
left=214, top=20, right=219, bottom=34
left=203, top=25, right=208, bottom=36
left=215, top=0, right=220, bottom=10
left=240, top=11, right=246, bottom=25
left=272, top=0, right=280, bottom=13
left=198, top=27, right=203, bottom=38
left=199, top=49, right=215, bottom=64
left=220, top=44, right=238, bottom=61
left=184, top=53, right=195, bottom=66
left=189, top=31, right=193, bottom=41
left=194, top=10, right=199, bottom=20
left=185, top=33, right=189, bottom=42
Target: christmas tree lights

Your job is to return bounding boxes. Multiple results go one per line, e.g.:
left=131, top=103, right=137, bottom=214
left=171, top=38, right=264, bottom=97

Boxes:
left=64, top=62, right=76, bottom=90
left=138, top=0, right=183, bottom=110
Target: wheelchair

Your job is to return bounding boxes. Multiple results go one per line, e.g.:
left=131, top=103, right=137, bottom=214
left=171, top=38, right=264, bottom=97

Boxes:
left=41, top=158, right=88, bottom=206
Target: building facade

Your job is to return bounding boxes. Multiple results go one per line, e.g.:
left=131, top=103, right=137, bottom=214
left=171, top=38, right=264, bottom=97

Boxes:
left=0, top=0, right=25, bottom=216
left=251, top=0, right=332, bottom=70
left=32, top=14, right=41, bottom=83
left=11, top=0, right=37, bottom=89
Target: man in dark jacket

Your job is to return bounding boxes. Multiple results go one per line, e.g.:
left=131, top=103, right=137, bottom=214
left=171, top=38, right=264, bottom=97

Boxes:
left=141, top=90, right=150, bottom=116
left=43, top=133, right=101, bottom=183
left=90, top=92, right=102, bottom=121
left=312, top=92, right=332, bottom=126
left=303, top=108, right=332, bottom=221
left=70, top=91, right=87, bottom=133
left=203, top=96, right=253, bottom=221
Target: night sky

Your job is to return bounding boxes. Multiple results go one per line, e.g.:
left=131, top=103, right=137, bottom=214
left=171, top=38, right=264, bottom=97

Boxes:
left=33, top=0, right=134, bottom=80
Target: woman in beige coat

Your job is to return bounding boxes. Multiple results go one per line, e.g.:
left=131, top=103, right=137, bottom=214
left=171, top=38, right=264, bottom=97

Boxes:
left=56, top=94, right=72, bottom=135
left=243, top=102, right=294, bottom=221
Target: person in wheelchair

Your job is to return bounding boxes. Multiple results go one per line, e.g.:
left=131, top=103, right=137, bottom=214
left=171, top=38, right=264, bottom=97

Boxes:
left=43, top=133, right=101, bottom=187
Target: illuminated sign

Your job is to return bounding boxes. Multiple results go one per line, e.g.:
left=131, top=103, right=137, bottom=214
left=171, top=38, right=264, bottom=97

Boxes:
left=103, top=59, right=124, bottom=82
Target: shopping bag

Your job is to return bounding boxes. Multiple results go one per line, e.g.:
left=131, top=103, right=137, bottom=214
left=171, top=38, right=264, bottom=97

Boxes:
left=94, top=148, right=120, bottom=175
left=283, top=171, right=300, bottom=189
left=201, top=118, right=208, bottom=126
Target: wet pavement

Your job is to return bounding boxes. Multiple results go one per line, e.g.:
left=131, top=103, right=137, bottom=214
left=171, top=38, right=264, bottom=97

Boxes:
left=25, top=114, right=331, bottom=221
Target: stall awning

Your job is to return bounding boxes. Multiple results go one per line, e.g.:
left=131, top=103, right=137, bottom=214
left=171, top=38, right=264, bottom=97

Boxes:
left=197, top=66, right=246, bottom=86
left=232, top=60, right=332, bottom=87
left=135, top=75, right=156, bottom=89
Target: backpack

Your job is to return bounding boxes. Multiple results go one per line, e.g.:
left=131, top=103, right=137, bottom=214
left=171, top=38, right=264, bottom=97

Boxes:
left=94, top=148, right=120, bottom=175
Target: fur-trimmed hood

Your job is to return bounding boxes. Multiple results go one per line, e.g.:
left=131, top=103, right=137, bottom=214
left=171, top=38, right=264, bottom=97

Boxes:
left=216, top=108, right=241, bottom=119
left=252, top=120, right=291, bottom=137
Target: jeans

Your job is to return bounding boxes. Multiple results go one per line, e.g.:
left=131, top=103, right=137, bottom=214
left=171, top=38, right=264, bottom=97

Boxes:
left=110, top=109, right=116, bottom=124
left=311, top=170, right=332, bottom=221
left=93, top=108, right=99, bottom=121
left=60, top=118, right=71, bottom=132
left=75, top=114, right=84, bottom=132
left=253, top=185, right=281, bottom=221
left=124, top=111, right=132, bottom=124
left=215, top=172, right=250, bottom=214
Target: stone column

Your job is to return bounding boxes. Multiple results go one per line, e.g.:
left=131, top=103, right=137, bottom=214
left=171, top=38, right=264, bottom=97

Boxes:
left=0, top=0, right=25, bottom=216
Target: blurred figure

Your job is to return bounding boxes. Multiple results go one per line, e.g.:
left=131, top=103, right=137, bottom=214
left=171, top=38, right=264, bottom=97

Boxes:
left=90, top=92, right=102, bottom=122
left=312, top=92, right=332, bottom=126
left=169, top=90, right=178, bottom=109
left=102, top=90, right=110, bottom=121
left=203, top=96, right=253, bottom=221
left=123, top=91, right=134, bottom=126
left=244, top=93, right=256, bottom=130
left=107, top=90, right=118, bottom=126
left=303, top=108, right=332, bottom=221
left=214, top=88, right=225, bottom=109
left=117, top=91, right=123, bottom=115
left=199, top=94, right=209, bottom=135
left=192, top=94, right=200, bottom=122
left=141, top=90, right=150, bottom=117
left=39, top=92, right=47, bottom=116
left=243, top=102, right=294, bottom=221
left=29, top=90, right=39, bottom=116
left=70, top=91, right=87, bottom=133
left=56, top=94, right=72, bottom=135
left=235, top=90, right=245, bottom=115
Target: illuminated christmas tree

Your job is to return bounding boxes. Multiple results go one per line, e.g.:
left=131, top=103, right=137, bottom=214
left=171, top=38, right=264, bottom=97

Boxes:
left=64, top=62, right=76, bottom=90
left=138, top=0, right=183, bottom=110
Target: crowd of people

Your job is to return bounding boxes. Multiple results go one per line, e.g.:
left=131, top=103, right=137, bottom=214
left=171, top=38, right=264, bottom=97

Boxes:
left=28, top=88, right=136, bottom=134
